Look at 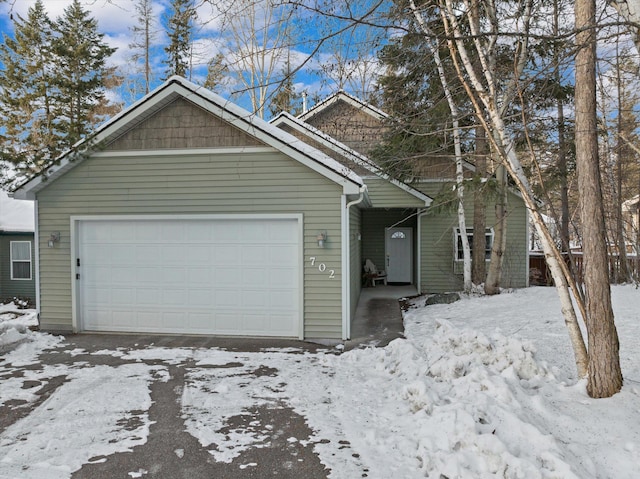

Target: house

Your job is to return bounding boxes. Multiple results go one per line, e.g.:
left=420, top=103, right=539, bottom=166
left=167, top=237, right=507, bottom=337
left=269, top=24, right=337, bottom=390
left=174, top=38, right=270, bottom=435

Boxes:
left=273, top=92, right=529, bottom=294
left=13, top=76, right=529, bottom=341
left=0, top=191, right=36, bottom=303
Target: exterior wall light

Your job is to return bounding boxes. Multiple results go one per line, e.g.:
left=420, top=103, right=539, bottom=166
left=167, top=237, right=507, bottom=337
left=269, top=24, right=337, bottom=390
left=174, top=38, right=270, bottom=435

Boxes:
left=317, top=232, right=327, bottom=248
left=48, top=232, right=60, bottom=248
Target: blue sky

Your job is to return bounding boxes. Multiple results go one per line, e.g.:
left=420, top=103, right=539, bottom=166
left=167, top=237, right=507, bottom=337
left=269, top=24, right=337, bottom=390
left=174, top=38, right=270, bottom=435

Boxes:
left=0, top=0, right=387, bottom=117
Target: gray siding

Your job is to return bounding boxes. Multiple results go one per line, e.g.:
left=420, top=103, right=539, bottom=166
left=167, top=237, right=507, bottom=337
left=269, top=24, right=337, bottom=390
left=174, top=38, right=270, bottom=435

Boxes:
left=349, top=206, right=362, bottom=324
left=36, top=150, right=345, bottom=338
left=365, top=177, right=426, bottom=208
left=0, top=233, right=36, bottom=301
left=418, top=182, right=528, bottom=293
left=362, top=209, right=418, bottom=277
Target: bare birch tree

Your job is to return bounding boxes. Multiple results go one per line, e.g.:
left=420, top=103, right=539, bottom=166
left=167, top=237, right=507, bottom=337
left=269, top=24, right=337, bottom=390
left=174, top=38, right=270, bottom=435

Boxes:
left=214, top=0, right=295, bottom=118
left=430, top=0, right=590, bottom=378
left=409, top=0, right=472, bottom=292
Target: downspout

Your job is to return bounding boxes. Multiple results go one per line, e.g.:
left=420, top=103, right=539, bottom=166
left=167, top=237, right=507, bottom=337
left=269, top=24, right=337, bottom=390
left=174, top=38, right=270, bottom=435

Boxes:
left=416, top=207, right=430, bottom=293
left=525, top=206, right=530, bottom=287
left=341, top=185, right=367, bottom=341
left=34, top=200, right=41, bottom=327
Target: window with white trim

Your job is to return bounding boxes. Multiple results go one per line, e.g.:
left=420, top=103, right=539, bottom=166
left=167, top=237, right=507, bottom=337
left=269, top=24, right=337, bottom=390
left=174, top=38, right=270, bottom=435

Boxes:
left=10, top=241, right=32, bottom=280
left=454, top=228, right=494, bottom=261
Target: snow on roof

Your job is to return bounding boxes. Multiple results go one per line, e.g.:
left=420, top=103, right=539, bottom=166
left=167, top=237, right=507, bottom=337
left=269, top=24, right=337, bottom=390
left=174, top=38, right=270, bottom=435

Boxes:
left=298, top=90, right=389, bottom=122
left=13, top=76, right=363, bottom=200
left=0, top=190, right=34, bottom=232
left=271, top=112, right=432, bottom=206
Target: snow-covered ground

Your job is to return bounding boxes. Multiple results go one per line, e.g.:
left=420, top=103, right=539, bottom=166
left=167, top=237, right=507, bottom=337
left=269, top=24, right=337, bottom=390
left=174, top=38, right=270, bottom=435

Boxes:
left=1, top=285, right=639, bottom=478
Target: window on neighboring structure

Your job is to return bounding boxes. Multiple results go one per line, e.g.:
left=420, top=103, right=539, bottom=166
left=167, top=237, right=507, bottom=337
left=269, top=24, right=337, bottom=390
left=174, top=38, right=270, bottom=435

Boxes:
left=11, top=241, right=32, bottom=280
left=454, top=228, right=494, bottom=261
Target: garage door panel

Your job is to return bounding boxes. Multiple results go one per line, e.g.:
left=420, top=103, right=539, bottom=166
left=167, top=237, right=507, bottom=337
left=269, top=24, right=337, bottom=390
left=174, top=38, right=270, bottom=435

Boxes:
left=112, top=288, right=135, bottom=305
left=215, top=245, right=241, bottom=264
left=184, top=222, right=213, bottom=241
left=271, top=313, right=297, bottom=333
left=270, top=245, right=297, bottom=264
left=161, top=223, right=185, bottom=241
left=79, top=217, right=300, bottom=337
left=137, top=266, right=161, bottom=283
left=188, top=268, right=211, bottom=283
left=242, top=245, right=267, bottom=263
left=188, top=289, right=213, bottom=307
left=137, top=288, right=160, bottom=305
left=269, top=268, right=296, bottom=285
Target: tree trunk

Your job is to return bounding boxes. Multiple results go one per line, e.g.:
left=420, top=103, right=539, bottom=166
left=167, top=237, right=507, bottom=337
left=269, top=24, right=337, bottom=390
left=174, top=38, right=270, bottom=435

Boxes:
left=484, top=164, right=507, bottom=295
left=473, top=124, right=488, bottom=285
left=615, top=46, right=631, bottom=282
left=410, top=0, right=471, bottom=291
left=575, top=0, right=623, bottom=397
left=554, top=0, right=570, bottom=254
left=439, top=0, right=589, bottom=377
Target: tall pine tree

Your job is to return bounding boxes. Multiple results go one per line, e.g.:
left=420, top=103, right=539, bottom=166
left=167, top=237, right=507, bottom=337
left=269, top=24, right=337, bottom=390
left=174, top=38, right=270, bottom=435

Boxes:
left=164, top=0, right=196, bottom=79
left=372, top=4, right=463, bottom=180
left=0, top=0, right=120, bottom=184
left=53, top=0, right=119, bottom=148
left=0, top=0, right=57, bottom=175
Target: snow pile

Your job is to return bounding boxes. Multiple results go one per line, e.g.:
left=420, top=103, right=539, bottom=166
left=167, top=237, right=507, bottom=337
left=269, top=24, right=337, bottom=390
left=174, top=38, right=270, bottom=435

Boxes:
left=1, top=286, right=639, bottom=478
left=390, top=323, right=574, bottom=478
left=0, top=304, right=38, bottom=352
left=303, top=322, right=575, bottom=479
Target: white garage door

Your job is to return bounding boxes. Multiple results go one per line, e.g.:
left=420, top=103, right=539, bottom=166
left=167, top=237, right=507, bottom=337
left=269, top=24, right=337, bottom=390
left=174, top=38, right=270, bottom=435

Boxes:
left=76, top=216, right=301, bottom=337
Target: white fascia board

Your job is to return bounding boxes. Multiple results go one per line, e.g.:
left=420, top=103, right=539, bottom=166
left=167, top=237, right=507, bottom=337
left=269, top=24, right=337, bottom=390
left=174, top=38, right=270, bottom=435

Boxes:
left=13, top=79, right=183, bottom=200
left=274, top=113, right=432, bottom=206
left=14, top=76, right=363, bottom=199
left=298, top=90, right=389, bottom=122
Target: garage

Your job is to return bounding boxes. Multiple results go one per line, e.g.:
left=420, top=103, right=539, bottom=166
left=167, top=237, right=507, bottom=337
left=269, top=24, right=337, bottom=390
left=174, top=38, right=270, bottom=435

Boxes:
left=74, top=215, right=302, bottom=337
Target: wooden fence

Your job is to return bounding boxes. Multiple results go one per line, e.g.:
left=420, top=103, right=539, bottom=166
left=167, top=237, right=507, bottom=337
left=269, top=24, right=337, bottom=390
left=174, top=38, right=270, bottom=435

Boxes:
left=529, top=252, right=639, bottom=285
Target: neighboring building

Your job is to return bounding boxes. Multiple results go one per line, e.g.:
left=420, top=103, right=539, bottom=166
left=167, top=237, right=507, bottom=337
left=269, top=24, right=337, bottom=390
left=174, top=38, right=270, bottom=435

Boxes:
left=0, top=191, right=36, bottom=302
left=13, top=77, right=529, bottom=340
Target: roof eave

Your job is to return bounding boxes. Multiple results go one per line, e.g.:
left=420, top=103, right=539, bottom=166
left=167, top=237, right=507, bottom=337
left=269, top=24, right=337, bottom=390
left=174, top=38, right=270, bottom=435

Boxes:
left=14, top=77, right=364, bottom=199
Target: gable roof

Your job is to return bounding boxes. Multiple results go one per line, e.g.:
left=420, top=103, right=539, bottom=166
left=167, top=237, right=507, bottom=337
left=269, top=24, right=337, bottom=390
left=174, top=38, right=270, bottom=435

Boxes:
left=13, top=77, right=364, bottom=200
left=0, top=190, right=34, bottom=232
left=298, top=90, right=389, bottom=123
left=272, top=112, right=432, bottom=207
left=298, top=90, right=477, bottom=175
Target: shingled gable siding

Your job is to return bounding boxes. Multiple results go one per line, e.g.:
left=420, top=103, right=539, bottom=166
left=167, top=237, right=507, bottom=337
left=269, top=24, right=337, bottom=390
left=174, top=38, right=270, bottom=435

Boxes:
left=277, top=123, right=372, bottom=177
left=107, top=98, right=264, bottom=150
left=418, top=183, right=528, bottom=293
left=304, top=101, right=385, bottom=156
left=35, top=101, right=346, bottom=338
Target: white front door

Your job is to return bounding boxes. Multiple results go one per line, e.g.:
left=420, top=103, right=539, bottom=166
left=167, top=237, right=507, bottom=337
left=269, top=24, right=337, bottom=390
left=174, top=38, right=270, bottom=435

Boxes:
left=76, top=216, right=301, bottom=337
left=385, top=227, right=413, bottom=283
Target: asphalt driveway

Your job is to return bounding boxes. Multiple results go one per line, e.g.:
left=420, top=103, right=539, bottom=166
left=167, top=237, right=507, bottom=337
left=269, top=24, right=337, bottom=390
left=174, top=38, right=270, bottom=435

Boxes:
left=0, top=334, right=340, bottom=479
left=0, top=286, right=413, bottom=479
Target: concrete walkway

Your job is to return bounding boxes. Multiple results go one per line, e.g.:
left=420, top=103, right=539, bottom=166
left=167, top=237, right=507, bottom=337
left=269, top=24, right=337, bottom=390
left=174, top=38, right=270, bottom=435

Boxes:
left=346, top=284, right=418, bottom=350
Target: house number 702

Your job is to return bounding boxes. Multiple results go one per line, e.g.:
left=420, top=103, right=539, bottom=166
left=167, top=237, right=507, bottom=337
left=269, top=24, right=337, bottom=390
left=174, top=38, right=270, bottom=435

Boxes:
left=309, top=257, right=335, bottom=279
